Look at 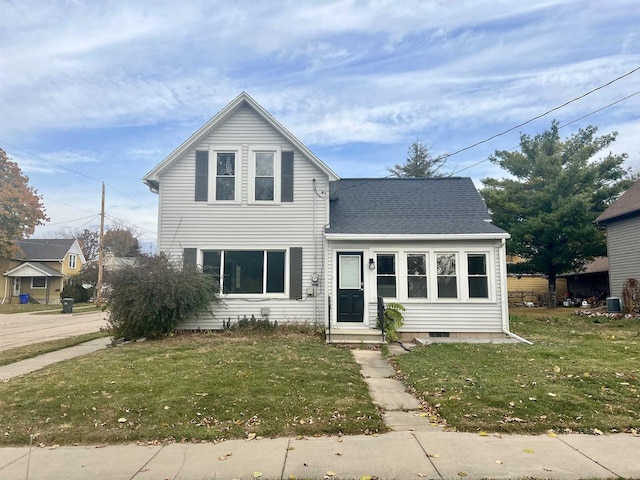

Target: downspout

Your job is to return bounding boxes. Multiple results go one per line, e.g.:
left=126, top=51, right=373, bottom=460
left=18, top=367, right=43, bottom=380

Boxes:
left=499, top=238, right=533, bottom=345
left=312, top=179, right=317, bottom=325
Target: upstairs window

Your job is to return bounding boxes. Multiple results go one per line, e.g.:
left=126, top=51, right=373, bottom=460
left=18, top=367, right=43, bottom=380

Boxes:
left=255, top=152, right=275, bottom=201
left=68, top=253, right=77, bottom=269
left=215, top=152, right=236, bottom=201
left=467, top=254, right=489, bottom=298
left=436, top=253, right=457, bottom=298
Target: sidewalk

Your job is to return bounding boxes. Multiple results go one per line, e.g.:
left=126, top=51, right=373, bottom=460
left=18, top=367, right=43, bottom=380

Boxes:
left=1, top=342, right=639, bottom=479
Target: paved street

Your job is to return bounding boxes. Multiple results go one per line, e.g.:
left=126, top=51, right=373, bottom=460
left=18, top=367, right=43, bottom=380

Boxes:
left=0, top=309, right=109, bottom=351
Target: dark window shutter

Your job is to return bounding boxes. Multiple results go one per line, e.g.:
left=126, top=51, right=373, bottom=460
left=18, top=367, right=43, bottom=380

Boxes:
left=281, top=151, right=294, bottom=202
left=183, top=248, right=197, bottom=270
left=195, top=151, right=208, bottom=202
left=289, top=247, right=303, bottom=299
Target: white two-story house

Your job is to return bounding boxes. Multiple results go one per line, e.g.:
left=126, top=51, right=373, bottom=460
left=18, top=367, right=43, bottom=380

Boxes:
left=143, top=92, right=514, bottom=342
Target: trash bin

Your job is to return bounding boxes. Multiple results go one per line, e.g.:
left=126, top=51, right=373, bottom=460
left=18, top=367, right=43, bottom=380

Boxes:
left=19, top=293, right=29, bottom=304
left=61, top=297, right=74, bottom=313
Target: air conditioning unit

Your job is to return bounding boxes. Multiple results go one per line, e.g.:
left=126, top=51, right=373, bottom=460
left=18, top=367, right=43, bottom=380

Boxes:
left=606, top=297, right=622, bottom=313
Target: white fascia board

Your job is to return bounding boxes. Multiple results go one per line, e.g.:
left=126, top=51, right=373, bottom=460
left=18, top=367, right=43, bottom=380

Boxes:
left=324, top=233, right=511, bottom=241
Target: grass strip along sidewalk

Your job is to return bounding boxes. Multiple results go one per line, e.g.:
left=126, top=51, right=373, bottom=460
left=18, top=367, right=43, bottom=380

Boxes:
left=0, top=331, right=386, bottom=446
left=392, top=308, right=640, bottom=435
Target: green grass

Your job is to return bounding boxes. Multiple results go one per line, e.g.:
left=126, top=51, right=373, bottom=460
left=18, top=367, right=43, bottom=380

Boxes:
left=0, top=302, right=94, bottom=314
left=0, top=331, right=109, bottom=367
left=0, top=331, right=386, bottom=446
left=392, top=307, right=640, bottom=435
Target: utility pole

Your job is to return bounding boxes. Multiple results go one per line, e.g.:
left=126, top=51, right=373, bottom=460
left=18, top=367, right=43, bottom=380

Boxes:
left=96, top=183, right=105, bottom=307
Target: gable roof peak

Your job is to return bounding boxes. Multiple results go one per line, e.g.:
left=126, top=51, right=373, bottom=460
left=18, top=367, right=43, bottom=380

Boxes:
left=142, top=92, right=338, bottom=189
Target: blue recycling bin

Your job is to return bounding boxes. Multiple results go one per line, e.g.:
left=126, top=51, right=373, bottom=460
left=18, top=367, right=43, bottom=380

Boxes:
left=19, top=294, right=29, bottom=304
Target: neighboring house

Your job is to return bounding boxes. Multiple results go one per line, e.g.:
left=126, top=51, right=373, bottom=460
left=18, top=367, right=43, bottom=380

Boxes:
left=559, top=256, right=609, bottom=303
left=143, top=92, right=513, bottom=341
left=595, top=178, right=640, bottom=302
left=506, top=274, right=568, bottom=306
left=1, top=239, right=86, bottom=304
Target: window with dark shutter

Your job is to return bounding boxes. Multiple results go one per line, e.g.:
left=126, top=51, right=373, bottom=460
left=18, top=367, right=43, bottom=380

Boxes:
left=289, top=247, right=303, bottom=299
left=281, top=151, right=294, bottom=202
left=195, top=151, right=208, bottom=202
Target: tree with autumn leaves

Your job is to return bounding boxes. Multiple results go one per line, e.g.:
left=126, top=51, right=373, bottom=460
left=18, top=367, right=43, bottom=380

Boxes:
left=0, top=148, right=48, bottom=258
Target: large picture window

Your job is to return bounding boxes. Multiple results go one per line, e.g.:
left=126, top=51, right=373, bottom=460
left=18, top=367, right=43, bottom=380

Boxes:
left=467, top=254, right=489, bottom=298
left=31, top=277, right=46, bottom=288
left=202, top=250, right=286, bottom=295
left=376, top=254, right=397, bottom=298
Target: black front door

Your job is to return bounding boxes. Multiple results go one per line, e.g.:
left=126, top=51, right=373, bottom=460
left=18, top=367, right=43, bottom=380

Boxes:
left=337, top=252, right=364, bottom=322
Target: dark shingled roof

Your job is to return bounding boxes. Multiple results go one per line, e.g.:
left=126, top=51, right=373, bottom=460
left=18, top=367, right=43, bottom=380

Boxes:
left=14, top=239, right=75, bottom=261
left=595, top=178, right=640, bottom=224
left=326, top=177, right=508, bottom=236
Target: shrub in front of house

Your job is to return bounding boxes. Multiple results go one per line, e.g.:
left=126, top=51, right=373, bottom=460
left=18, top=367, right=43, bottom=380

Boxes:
left=107, top=253, right=219, bottom=340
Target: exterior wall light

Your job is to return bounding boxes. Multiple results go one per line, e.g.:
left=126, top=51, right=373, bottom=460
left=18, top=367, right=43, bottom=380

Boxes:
left=369, top=258, right=376, bottom=270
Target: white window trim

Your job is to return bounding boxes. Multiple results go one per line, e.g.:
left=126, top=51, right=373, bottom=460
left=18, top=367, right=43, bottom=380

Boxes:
left=31, top=277, right=47, bottom=289
left=248, top=145, right=281, bottom=204
left=209, top=146, right=241, bottom=203
left=68, top=253, right=77, bottom=269
left=200, top=248, right=289, bottom=298
left=369, top=248, right=495, bottom=303
left=406, top=252, right=429, bottom=300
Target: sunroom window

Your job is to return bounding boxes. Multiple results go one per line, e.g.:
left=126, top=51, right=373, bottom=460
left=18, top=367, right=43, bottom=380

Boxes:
left=436, top=253, right=457, bottom=298
left=407, top=254, right=427, bottom=298
left=376, top=254, right=397, bottom=298
left=467, top=254, right=489, bottom=298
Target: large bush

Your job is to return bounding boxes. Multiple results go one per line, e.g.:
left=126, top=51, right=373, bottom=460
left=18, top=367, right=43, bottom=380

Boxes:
left=60, top=283, right=91, bottom=303
left=107, top=254, right=219, bottom=340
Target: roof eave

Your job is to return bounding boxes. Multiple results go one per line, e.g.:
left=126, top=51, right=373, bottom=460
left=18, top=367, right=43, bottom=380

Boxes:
left=324, top=233, right=511, bottom=241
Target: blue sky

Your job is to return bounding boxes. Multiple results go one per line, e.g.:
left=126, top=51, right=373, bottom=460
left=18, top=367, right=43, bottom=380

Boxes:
left=1, top=0, right=639, bottom=250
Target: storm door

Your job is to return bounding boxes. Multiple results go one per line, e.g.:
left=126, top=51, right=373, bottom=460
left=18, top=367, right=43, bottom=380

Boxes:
left=336, top=252, right=364, bottom=322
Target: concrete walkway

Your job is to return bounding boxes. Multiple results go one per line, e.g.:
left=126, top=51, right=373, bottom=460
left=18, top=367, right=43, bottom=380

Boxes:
left=1, top=342, right=639, bottom=479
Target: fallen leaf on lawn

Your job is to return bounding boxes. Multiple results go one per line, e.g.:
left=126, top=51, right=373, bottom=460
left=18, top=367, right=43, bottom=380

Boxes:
left=529, top=397, right=537, bottom=401
left=478, top=431, right=489, bottom=436
left=326, top=471, right=336, bottom=477
left=253, top=472, right=262, bottom=478
left=195, top=392, right=208, bottom=396
left=523, top=448, right=535, bottom=454
left=553, top=366, right=561, bottom=374
left=247, top=433, right=257, bottom=441
left=117, top=418, right=127, bottom=423
left=593, top=428, right=603, bottom=436
left=495, top=460, right=503, bottom=464
left=508, top=401, right=515, bottom=407
left=164, top=405, right=170, bottom=410
left=547, top=392, right=557, bottom=397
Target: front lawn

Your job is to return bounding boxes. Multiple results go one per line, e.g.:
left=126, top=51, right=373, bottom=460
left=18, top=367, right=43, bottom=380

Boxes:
left=392, top=308, right=640, bottom=435
left=0, top=331, right=386, bottom=446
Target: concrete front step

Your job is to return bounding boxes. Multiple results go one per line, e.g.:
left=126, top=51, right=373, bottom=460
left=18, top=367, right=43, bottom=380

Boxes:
left=326, top=328, right=386, bottom=345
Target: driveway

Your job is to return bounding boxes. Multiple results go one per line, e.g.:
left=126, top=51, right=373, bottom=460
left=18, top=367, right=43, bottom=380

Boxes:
left=0, top=310, right=109, bottom=351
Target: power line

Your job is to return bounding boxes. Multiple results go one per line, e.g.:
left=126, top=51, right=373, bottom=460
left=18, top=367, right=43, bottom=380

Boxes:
left=453, top=88, right=640, bottom=175
left=445, top=65, right=640, bottom=161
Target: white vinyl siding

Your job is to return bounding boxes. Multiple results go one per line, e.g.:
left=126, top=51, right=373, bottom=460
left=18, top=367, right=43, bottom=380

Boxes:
left=156, top=104, right=328, bottom=328
left=605, top=216, right=640, bottom=298
left=328, top=239, right=506, bottom=332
